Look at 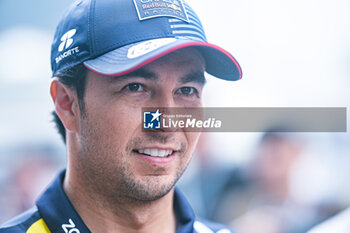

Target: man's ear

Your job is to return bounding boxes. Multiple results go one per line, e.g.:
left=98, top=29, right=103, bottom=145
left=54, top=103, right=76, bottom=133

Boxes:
left=50, top=78, right=79, bottom=132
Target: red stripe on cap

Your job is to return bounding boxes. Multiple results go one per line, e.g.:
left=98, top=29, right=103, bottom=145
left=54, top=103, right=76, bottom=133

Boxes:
left=84, top=42, right=242, bottom=79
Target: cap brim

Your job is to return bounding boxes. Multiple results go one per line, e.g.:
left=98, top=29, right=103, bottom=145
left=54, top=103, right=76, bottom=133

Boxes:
left=84, top=38, right=242, bottom=81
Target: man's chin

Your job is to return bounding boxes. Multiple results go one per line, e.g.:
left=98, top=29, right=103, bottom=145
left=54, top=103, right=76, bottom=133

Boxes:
left=122, top=177, right=177, bottom=202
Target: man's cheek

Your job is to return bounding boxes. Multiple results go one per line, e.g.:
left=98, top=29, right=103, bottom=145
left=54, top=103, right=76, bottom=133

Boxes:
left=187, top=132, right=200, bottom=149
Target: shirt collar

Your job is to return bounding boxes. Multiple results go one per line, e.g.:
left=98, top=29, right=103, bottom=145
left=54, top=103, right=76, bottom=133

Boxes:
left=36, top=170, right=196, bottom=233
left=174, top=186, right=196, bottom=233
left=36, top=170, right=91, bottom=233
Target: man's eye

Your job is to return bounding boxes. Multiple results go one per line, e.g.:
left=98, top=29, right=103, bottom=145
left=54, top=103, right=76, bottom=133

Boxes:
left=125, top=83, right=144, bottom=92
left=177, top=87, right=198, bottom=96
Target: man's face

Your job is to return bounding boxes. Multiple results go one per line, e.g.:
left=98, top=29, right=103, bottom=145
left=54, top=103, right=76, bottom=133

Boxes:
left=75, top=48, right=205, bottom=202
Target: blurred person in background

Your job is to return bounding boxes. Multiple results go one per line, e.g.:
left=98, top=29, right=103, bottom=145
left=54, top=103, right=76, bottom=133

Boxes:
left=11, top=154, right=59, bottom=211
left=0, top=146, right=62, bottom=223
left=0, top=0, right=243, bottom=232
left=211, top=132, right=325, bottom=233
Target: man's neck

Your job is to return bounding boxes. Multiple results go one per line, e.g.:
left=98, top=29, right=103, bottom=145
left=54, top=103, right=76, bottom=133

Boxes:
left=63, top=169, right=177, bottom=233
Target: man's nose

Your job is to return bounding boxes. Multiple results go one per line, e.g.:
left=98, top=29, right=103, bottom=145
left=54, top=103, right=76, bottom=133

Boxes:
left=156, top=91, right=177, bottom=108
left=152, top=92, right=179, bottom=132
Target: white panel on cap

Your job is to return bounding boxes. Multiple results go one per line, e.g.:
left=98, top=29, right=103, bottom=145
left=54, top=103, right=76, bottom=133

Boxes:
left=127, top=38, right=176, bottom=59
left=193, top=221, right=214, bottom=233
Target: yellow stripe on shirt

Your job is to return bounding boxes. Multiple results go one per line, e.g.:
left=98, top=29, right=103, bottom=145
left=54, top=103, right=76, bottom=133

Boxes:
left=27, top=218, right=51, bottom=233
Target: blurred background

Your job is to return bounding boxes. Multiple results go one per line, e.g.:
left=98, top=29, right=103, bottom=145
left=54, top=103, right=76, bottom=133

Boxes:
left=0, top=0, right=349, bottom=232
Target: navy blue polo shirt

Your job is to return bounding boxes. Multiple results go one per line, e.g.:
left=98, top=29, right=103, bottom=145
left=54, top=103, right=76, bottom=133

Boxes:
left=0, top=170, right=233, bottom=233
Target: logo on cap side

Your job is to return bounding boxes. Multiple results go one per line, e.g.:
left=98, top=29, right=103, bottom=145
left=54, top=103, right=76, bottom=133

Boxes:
left=133, top=0, right=189, bottom=23
left=55, top=29, right=80, bottom=64
left=58, top=29, right=77, bottom=52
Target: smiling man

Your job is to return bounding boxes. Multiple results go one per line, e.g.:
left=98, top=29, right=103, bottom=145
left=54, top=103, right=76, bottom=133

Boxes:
left=0, top=0, right=242, bottom=232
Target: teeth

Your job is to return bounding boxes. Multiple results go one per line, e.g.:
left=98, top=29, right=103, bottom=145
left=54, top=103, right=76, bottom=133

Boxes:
left=137, top=149, right=173, bottom=157
left=159, top=150, right=166, bottom=157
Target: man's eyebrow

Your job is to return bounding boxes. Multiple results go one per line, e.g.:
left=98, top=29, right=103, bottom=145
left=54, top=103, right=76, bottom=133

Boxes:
left=180, top=71, right=206, bottom=85
left=110, top=68, right=158, bottom=81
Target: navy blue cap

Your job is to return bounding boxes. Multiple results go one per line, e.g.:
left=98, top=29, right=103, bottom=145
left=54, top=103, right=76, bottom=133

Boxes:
left=51, top=0, right=242, bottom=81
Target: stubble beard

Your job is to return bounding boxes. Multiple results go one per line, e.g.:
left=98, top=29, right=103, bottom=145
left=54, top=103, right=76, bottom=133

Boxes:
left=77, top=115, right=192, bottom=206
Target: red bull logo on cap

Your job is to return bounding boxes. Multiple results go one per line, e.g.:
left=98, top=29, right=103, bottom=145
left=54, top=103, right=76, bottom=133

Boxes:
left=133, top=0, right=189, bottom=23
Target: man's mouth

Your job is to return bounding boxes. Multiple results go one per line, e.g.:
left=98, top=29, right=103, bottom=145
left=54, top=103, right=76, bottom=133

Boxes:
left=133, top=149, right=174, bottom=158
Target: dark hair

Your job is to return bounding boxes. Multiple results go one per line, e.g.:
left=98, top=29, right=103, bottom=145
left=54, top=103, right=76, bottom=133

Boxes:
left=53, top=64, right=88, bottom=144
